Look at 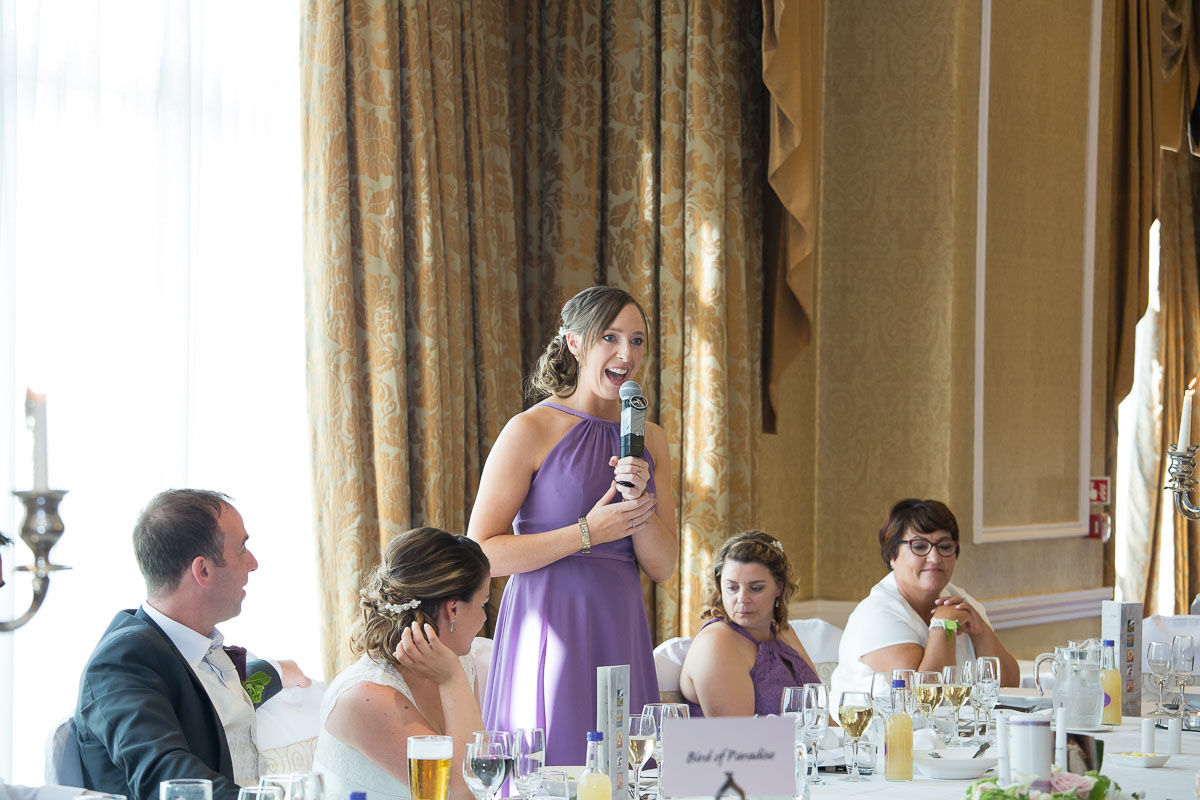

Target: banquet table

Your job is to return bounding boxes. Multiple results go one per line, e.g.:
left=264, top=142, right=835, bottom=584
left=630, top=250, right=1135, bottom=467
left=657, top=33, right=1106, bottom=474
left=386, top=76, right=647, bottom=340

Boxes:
left=807, top=716, right=1198, bottom=800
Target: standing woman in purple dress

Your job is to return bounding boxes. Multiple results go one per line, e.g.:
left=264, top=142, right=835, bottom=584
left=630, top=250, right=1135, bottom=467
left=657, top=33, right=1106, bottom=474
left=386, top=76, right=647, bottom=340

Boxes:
left=468, top=286, right=677, bottom=766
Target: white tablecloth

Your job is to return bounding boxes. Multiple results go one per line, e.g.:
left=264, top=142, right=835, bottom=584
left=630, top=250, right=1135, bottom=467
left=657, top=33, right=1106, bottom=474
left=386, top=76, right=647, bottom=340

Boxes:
left=808, top=717, right=1197, bottom=800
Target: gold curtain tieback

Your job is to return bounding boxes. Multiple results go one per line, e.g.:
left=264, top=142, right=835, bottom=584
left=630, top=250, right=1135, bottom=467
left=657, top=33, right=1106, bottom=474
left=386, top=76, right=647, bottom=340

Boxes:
left=578, top=517, right=591, bottom=553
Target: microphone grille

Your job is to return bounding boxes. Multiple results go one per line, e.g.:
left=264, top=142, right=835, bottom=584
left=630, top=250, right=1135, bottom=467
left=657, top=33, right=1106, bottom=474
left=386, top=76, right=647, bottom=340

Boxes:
left=619, top=380, right=643, bottom=400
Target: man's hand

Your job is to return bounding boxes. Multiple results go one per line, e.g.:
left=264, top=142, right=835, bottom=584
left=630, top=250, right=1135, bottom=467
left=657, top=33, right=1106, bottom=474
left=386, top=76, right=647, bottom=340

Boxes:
left=278, top=659, right=312, bottom=688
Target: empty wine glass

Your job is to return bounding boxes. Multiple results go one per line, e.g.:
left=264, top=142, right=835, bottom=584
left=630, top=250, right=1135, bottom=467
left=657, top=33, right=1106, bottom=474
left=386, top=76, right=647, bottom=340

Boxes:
left=780, top=687, right=806, bottom=792
left=891, top=668, right=917, bottom=715
left=161, top=780, right=213, bottom=800
left=1147, top=641, right=1172, bottom=715
left=1173, top=635, right=1195, bottom=715
left=513, top=727, right=545, bottom=800
left=837, top=691, right=874, bottom=783
left=464, top=739, right=510, bottom=800
left=800, top=683, right=829, bottom=787
left=971, top=657, right=1001, bottom=743
left=869, top=672, right=895, bottom=744
left=626, top=714, right=656, bottom=800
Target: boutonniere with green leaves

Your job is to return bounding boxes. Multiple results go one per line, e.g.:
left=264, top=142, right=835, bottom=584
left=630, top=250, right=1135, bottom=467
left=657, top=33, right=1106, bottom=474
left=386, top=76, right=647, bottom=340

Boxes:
left=242, top=671, right=272, bottom=704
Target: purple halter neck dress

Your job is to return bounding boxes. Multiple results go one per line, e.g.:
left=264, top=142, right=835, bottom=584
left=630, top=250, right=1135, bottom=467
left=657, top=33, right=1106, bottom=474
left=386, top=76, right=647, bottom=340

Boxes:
left=483, top=401, right=660, bottom=766
left=685, top=619, right=819, bottom=717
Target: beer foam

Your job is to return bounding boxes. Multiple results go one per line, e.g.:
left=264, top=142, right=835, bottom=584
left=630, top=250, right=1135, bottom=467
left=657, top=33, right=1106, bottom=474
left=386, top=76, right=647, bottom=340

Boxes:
left=408, top=736, right=453, bottom=760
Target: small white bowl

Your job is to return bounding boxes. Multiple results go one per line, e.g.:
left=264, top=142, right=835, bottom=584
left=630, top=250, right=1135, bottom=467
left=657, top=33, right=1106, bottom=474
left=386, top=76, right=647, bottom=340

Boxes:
left=913, top=750, right=998, bottom=780
left=1109, top=752, right=1170, bottom=768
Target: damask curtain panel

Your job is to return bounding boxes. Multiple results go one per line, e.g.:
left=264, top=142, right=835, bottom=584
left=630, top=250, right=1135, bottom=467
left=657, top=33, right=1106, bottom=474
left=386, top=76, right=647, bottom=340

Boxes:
left=302, top=0, right=524, bottom=675
left=303, top=0, right=764, bottom=674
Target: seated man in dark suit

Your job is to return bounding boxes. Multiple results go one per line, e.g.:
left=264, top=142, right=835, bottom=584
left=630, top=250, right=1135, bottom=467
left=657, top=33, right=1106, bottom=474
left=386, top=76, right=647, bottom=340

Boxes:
left=75, top=490, right=309, bottom=800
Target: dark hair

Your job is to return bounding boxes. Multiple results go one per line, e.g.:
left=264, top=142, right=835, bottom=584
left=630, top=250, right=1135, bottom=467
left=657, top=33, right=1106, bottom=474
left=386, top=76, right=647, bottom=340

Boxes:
left=526, top=286, right=649, bottom=399
left=0, top=531, right=12, bottom=546
left=878, top=498, right=960, bottom=567
left=352, top=527, right=490, bottom=669
left=133, top=489, right=232, bottom=595
left=703, top=530, right=797, bottom=628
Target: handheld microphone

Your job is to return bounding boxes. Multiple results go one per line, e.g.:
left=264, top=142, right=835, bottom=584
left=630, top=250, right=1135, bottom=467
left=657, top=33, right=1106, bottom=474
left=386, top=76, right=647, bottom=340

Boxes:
left=618, top=380, right=648, bottom=488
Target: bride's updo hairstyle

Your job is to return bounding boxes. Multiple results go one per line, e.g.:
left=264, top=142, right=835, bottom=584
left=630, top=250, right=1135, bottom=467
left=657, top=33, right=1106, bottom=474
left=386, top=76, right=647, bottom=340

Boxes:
left=702, top=530, right=797, bottom=628
left=526, top=286, right=649, bottom=399
left=352, top=526, right=489, bottom=669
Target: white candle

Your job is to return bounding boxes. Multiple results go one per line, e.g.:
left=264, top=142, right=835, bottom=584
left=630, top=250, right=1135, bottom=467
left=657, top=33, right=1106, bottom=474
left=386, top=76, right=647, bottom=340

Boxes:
left=1166, top=717, right=1181, bottom=754
left=996, top=713, right=1010, bottom=786
left=1179, top=382, right=1196, bottom=450
left=1140, top=717, right=1156, bottom=754
left=25, top=389, right=48, bottom=492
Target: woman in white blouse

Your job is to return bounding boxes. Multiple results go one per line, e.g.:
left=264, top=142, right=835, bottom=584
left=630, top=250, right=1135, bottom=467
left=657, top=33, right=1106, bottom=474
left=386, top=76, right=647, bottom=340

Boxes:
left=829, top=499, right=1019, bottom=712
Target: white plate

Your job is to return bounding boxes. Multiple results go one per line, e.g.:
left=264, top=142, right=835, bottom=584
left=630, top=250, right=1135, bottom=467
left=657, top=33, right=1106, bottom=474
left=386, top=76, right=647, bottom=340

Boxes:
left=913, top=751, right=998, bottom=780
left=1108, top=753, right=1170, bottom=768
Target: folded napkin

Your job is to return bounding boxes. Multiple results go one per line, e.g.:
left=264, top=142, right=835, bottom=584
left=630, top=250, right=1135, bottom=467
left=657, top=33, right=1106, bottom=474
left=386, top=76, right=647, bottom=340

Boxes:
left=913, top=729, right=945, bottom=752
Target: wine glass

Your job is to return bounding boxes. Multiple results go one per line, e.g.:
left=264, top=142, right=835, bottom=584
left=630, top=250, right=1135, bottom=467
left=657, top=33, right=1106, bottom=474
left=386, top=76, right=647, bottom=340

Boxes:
left=869, top=672, right=895, bottom=743
left=914, top=671, right=943, bottom=729
left=513, top=727, right=545, bottom=800
left=971, top=657, right=1001, bottom=743
left=941, top=663, right=974, bottom=745
left=464, top=739, right=510, bottom=800
left=837, top=691, right=874, bottom=783
left=626, top=714, right=656, bottom=800
left=800, top=683, right=829, bottom=786
left=259, top=776, right=301, bottom=800
left=643, top=702, right=688, bottom=798
left=1147, top=641, right=1172, bottom=715
left=1173, top=635, right=1195, bottom=714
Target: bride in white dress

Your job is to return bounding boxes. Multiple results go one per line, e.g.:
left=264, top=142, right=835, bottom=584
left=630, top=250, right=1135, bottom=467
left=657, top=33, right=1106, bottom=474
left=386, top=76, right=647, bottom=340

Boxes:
left=314, top=528, right=490, bottom=800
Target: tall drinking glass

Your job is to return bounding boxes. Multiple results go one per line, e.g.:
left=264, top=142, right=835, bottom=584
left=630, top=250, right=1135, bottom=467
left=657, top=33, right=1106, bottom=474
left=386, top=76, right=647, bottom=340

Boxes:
left=800, top=683, right=829, bottom=787
left=971, top=657, right=1001, bottom=743
left=1147, top=641, right=1172, bottom=715
left=513, top=728, right=545, bottom=800
left=409, top=735, right=454, bottom=800
left=837, top=691, right=874, bottom=783
left=259, top=775, right=302, bottom=800
left=627, top=714, right=656, bottom=800
left=780, top=686, right=807, bottom=792
left=463, top=740, right=509, bottom=800
left=239, top=789, right=283, bottom=800
left=941, top=664, right=973, bottom=745
left=161, top=780, right=213, bottom=800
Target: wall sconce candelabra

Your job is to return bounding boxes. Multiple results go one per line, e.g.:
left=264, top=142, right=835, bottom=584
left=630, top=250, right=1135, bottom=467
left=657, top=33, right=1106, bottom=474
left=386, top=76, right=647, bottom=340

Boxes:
left=0, top=489, right=69, bottom=631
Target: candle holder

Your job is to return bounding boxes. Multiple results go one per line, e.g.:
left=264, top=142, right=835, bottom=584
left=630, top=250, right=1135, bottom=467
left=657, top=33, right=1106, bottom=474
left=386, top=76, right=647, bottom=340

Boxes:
left=1165, top=444, right=1200, bottom=520
left=0, top=490, right=70, bottom=631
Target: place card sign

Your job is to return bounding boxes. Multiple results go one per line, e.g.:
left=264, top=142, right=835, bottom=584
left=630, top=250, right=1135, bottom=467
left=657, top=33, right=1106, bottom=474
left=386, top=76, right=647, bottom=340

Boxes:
left=661, top=716, right=794, bottom=799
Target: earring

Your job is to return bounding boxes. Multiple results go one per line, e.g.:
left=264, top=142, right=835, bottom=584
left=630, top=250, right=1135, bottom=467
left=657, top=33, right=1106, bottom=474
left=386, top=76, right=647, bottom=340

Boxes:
left=450, top=617, right=456, bottom=633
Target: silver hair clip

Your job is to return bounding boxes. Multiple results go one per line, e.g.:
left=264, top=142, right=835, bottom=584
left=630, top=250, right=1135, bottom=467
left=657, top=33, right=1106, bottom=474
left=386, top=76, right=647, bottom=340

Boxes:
left=773, top=540, right=785, bottom=553
left=381, top=598, right=421, bottom=614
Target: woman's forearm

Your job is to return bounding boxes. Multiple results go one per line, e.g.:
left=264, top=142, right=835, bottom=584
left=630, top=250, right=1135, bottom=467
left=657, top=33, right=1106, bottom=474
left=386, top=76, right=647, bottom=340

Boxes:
left=917, top=629, right=960, bottom=673
left=477, top=526, right=587, bottom=577
left=631, top=511, right=677, bottom=583
left=969, top=629, right=1021, bottom=686
left=441, top=671, right=486, bottom=800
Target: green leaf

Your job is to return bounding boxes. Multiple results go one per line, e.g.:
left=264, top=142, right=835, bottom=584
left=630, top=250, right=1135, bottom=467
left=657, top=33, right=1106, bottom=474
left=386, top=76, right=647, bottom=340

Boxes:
left=242, top=670, right=272, bottom=704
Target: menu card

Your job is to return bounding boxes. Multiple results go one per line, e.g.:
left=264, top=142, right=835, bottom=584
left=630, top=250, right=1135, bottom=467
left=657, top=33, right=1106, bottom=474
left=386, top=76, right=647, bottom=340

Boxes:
left=596, top=663, right=629, bottom=800
left=1101, top=600, right=1143, bottom=717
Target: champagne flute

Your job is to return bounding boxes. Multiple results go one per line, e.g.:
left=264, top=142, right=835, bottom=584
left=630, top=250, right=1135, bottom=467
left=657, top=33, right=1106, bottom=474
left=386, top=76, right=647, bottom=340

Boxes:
left=1146, top=641, right=1171, bottom=715
left=626, top=714, right=656, bottom=800
left=780, top=686, right=807, bottom=793
left=837, top=691, right=874, bottom=783
left=410, top=735, right=454, bottom=800
left=463, top=739, right=509, bottom=800
left=513, top=727, right=545, bottom=800
left=971, top=657, right=1001, bottom=743
left=800, top=683, right=829, bottom=786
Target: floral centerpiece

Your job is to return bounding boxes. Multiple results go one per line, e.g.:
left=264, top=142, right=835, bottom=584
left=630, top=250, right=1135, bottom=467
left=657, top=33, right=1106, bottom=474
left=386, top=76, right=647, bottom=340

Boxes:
left=965, top=770, right=1144, bottom=800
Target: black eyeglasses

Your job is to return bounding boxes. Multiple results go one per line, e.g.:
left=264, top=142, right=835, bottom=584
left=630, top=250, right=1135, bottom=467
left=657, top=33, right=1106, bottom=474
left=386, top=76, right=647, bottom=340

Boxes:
left=900, top=538, right=958, bottom=557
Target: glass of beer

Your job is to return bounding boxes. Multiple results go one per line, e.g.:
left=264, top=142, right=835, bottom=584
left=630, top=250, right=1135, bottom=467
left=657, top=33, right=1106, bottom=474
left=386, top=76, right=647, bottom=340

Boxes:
left=409, top=734, right=453, bottom=800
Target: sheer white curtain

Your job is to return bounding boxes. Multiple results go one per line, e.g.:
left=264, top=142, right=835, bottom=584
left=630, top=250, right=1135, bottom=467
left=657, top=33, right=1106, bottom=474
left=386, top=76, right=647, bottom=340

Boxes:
left=0, top=0, right=316, bottom=783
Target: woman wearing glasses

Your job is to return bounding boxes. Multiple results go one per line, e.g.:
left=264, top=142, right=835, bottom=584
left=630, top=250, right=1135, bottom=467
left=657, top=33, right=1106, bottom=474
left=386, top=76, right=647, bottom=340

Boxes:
left=829, top=499, right=1019, bottom=712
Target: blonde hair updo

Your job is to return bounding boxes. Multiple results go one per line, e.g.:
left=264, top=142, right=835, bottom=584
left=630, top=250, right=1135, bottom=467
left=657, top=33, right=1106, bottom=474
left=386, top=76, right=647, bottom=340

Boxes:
left=351, top=526, right=489, bottom=669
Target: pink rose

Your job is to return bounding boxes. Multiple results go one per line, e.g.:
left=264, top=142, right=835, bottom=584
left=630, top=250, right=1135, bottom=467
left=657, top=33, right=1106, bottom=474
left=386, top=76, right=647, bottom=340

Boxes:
left=1049, top=772, right=1096, bottom=798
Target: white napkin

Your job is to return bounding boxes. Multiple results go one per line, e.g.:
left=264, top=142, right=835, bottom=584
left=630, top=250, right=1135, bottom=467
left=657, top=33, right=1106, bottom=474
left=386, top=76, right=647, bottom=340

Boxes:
left=913, top=729, right=945, bottom=752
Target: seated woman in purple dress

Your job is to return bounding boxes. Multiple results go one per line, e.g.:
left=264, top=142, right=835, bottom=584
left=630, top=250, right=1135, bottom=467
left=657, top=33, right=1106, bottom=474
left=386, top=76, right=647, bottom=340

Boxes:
left=680, top=531, right=819, bottom=716
left=468, top=286, right=678, bottom=766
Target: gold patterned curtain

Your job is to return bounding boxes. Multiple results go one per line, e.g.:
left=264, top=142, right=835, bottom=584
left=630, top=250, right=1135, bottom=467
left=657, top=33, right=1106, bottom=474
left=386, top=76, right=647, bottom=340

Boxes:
left=303, top=0, right=764, bottom=675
